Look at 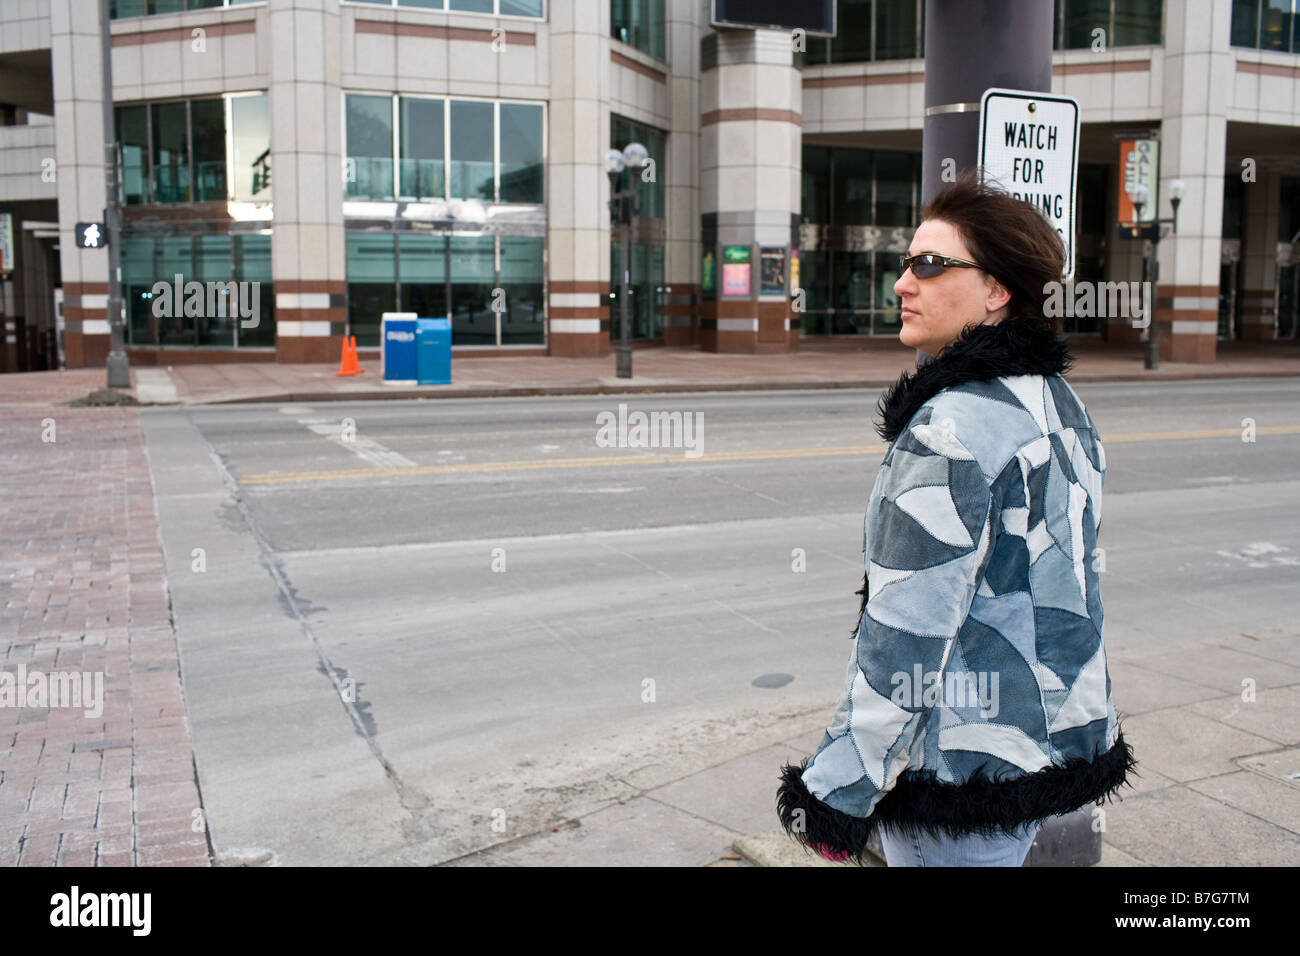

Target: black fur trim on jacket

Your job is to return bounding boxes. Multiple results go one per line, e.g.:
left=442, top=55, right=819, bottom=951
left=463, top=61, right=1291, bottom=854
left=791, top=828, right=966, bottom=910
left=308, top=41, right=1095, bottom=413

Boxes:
left=776, top=729, right=1137, bottom=864
left=875, top=319, right=1074, bottom=443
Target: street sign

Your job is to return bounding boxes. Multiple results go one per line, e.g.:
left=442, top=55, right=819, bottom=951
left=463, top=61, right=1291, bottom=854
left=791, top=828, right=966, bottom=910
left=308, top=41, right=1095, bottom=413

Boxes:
left=978, top=88, right=1080, bottom=280
left=75, top=222, right=107, bottom=249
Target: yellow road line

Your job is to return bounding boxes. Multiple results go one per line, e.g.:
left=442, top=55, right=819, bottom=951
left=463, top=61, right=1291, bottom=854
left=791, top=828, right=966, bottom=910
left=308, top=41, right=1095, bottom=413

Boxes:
left=236, top=426, right=1300, bottom=486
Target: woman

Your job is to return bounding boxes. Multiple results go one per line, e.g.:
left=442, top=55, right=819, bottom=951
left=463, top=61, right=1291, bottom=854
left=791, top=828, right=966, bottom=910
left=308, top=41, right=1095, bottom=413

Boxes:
left=776, top=170, right=1136, bottom=867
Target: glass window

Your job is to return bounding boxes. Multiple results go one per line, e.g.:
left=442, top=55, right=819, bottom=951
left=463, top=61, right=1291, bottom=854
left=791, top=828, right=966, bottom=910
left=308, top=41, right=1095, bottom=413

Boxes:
left=499, top=103, right=543, bottom=204
left=1222, top=174, right=1244, bottom=239
left=499, top=237, right=544, bottom=344
left=194, top=235, right=235, bottom=346
left=799, top=249, right=831, bottom=315
left=500, top=0, right=544, bottom=15
left=231, top=94, right=271, bottom=202
left=449, top=235, right=496, bottom=344
left=795, top=38, right=830, bottom=66
left=831, top=0, right=873, bottom=61
left=801, top=146, right=830, bottom=224
left=112, top=0, right=266, bottom=15
left=110, top=1, right=148, bottom=18
left=398, top=0, right=444, bottom=8
left=831, top=250, right=873, bottom=334
left=191, top=98, right=227, bottom=202
left=399, top=97, right=445, bottom=201
left=1113, top=0, right=1162, bottom=44
left=449, top=0, right=494, bottom=10
left=873, top=251, right=902, bottom=336
left=611, top=115, right=665, bottom=219
left=234, top=234, right=275, bottom=347
left=832, top=149, right=873, bottom=225
left=873, top=151, right=914, bottom=226
left=152, top=101, right=190, bottom=203
left=156, top=237, right=194, bottom=345
left=1232, top=0, right=1260, bottom=46
left=398, top=233, right=448, bottom=318
left=449, top=100, right=495, bottom=201
left=1262, top=0, right=1293, bottom=50
left=116, top=105, right=150, bottom=205
left=123, top=236, right=156, bottom=345
left=346, top=233, right=397, bottom=348
left=611, top=0, right=666, bottom=61
left=1062, top=0, right=1111, bottom=49
left=874, top=0, right=917, bottom=59
left=346, top=94, right=395, bottom=200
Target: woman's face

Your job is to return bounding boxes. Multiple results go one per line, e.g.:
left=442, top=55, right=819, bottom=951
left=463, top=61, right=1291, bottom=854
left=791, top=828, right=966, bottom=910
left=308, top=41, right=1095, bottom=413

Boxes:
left=894, top=219, right=1011, bottom=357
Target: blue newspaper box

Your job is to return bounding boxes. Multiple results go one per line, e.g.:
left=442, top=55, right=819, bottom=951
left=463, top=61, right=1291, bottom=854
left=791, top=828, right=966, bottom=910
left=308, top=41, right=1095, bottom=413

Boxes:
left=381, top=313, right=418, bottom=384
left=416, top=317, right=452, bottom=385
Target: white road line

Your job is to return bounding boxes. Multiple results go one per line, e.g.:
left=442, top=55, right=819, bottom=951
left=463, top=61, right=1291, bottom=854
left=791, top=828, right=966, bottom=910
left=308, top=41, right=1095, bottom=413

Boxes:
left=299, top=419, right=417, bottom=469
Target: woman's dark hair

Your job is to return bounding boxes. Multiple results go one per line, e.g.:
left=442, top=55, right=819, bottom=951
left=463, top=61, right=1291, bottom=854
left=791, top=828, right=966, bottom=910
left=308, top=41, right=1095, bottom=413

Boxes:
left=919, top=167, right=1067, bottom=333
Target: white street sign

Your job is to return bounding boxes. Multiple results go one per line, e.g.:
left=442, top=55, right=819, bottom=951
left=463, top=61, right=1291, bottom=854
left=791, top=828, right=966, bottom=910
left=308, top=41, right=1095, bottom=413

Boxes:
left=978, top=88, right=1080, bottom=280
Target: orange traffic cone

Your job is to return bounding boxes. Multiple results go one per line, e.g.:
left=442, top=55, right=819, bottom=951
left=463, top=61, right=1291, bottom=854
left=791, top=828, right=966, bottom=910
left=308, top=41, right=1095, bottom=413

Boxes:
left=336, top=335, right=360, bottom=376
left=351, top=335, right=365, bottom=374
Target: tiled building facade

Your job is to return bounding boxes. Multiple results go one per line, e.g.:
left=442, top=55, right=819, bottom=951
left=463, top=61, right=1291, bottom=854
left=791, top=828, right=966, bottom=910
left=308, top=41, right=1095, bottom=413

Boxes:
left=1, top=0, right=1298, bottom=371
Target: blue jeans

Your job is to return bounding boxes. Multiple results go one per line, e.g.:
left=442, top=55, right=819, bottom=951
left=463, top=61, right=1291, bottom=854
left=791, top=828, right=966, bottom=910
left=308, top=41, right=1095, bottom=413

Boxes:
left=878, top=821, right=1039, bottom=867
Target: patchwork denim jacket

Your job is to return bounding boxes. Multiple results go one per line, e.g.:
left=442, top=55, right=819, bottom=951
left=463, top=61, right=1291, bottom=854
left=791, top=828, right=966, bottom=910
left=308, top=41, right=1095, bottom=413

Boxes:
left=777, top=320, right=1136, bottom=863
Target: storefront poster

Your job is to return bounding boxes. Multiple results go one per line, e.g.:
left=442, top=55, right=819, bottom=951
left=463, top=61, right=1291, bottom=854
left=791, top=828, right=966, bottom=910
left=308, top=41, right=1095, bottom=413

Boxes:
left=722, top=246, right=751, bottom=296
left=760, top=247, right=786, bottom=295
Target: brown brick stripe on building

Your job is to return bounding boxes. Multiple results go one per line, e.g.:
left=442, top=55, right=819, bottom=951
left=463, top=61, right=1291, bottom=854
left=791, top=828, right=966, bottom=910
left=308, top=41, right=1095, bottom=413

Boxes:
left=549, top=280, right=611, bottom=358
left=1155, top=284, right=1220, bottom=363
left=275, top=279, right=348, bottom=364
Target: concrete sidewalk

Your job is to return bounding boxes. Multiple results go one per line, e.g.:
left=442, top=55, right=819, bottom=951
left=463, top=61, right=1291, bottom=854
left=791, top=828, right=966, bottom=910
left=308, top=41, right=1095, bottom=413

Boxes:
left=2, top=338, right=1299, bottom=407
left=442, top=625, right=1300, bottom=867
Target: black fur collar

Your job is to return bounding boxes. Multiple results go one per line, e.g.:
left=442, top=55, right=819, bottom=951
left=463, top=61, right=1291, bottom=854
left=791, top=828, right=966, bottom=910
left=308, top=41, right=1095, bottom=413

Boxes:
left=876, top=320, right=1073, bottom=443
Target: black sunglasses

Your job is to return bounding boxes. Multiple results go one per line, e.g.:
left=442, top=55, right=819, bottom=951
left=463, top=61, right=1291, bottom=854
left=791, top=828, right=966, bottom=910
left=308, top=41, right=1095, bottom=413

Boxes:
left=899, top=253, right=984, bottom=279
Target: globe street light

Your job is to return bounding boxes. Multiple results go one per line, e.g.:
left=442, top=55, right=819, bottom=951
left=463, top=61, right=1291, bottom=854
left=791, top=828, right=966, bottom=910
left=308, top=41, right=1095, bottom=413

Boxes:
left=1127, top=178, right=1184, bottom=370
left=606, top=142, right=648, bottom=379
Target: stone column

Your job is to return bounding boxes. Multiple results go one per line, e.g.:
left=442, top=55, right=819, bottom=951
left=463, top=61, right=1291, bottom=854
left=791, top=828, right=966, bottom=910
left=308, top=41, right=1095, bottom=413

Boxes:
left=1153, top=0, right=1231, bottom=363
left=51, top=0, right=110, bottom=369
left=269, top=0, right=347, bottom=363
left=698, top=28, right=800, bottom=353
left=546, top=0, right=611, bottom=357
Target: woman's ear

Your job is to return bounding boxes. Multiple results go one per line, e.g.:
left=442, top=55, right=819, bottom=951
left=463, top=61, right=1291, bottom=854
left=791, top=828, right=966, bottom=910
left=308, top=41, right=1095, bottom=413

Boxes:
left=985, top=273, right=1012, bottom=317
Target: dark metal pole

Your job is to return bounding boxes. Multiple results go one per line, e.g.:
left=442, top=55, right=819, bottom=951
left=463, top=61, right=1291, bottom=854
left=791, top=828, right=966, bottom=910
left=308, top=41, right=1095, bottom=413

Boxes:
left=101, top=0, right=129, bottom=388
left=616, top=192, right=632, bottom=379
left=1144, top=235, right=1159, bottom=370
left=916, top=0, right=1053, bottom=370
left=921, top=0, right=1054, bottom=204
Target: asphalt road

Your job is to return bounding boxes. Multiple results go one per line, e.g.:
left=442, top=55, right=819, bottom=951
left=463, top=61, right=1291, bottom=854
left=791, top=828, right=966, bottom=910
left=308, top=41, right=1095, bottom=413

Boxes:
left=139, top=378, right=1300, bottom=865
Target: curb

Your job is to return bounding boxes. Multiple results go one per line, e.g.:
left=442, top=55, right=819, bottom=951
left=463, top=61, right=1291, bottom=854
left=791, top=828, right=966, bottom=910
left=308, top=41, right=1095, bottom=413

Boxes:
left=179, top=367, right=1300, bottom=406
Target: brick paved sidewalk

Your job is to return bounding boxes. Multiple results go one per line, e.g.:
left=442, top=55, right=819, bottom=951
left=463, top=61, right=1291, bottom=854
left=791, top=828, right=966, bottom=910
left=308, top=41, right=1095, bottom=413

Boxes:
left=0, top=405, right=209, bottom=867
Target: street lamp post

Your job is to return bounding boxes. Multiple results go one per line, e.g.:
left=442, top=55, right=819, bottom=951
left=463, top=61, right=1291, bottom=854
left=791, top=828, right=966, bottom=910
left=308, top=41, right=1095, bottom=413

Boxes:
left=605, top=142, right=648, bottom=379
left=100, top=0, right=129, bottom=388
left=1125, top=179, right=1184, bottom=371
